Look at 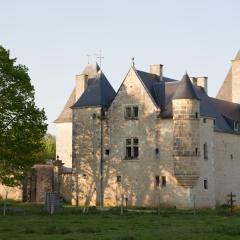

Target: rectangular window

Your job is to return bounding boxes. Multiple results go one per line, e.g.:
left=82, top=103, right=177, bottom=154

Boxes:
left=105, top=149, right=110, bottom=155
left=204, top=179, right=208, bottom=189
left=195, top=148, right=198, bottom=156
left=117, top=176, right=121, bottom=183
left=125, top=138, right=139, bottom=159
left=234, top=121, right=239, bottom=131
left=155, top=176, right=160, bottom=187
left=203, top=143, right=208, bottom=160
left=125, top=107, right=132, bottom=119
left=133, top=106, right=138, bottom=118
left=125, top=106, right=139, bottom=120
left=203, top=118, right=207, bottom=123
left=161, top=176, right=166, bottom=187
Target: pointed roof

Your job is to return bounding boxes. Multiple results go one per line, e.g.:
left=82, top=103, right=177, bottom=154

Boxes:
left=54, top=88, right=75, bottom=123
left=234, top=49, right=240, bottom=60
left=172, top=73, right=199, bottom=100
left=54, top=62, right=101, bottom=123
left=72, top=70, right=116, bottom=108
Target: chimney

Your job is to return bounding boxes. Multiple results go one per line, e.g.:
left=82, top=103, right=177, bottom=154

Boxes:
left=150, top=64, right=164, bottom=81
left=190, top=76, right=208, bottom=94
left=75, top=74, right=88, bottom=102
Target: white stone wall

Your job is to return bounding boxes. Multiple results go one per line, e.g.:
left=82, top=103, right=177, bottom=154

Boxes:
left=56, top=122, right=72, bottom=168
left=191, top=117, right=216, bottom=208
left=214, top=131, right=240, bottom=205
left=104, top=68, right=191, bottom=208
left=72, top=107, right=102, bottom=206
left=69, top=67, right=240, bottom=209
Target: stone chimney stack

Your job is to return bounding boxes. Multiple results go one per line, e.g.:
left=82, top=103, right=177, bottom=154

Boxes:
left=150, top=64, right=164, bottom=81
left=191, top=76, right=208, bottom=94
left=75, top=74, right=88, bottom=102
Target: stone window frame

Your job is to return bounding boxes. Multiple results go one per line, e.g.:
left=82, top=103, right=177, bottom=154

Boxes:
left=124, top=105, right=139, bottom=120
left=203, top=143, right=208, bottom=160
left=105, top=149, right=110, bottom=156
left=161, top=176, right=167, bottom=187
left=125, top=137, right=139, bottom=160
left=234, top=121, right=239, bottom=132
left=116, top=175, right=122, bottom=183
left=155, top=148, right=160, bottom=159
left=213, top=119, right=216, bottom=126
left=204, top=179, right=208, bottom=190
left=195, top=148, right=199, bottom=156
left=155, top=175, right=160, bottom=187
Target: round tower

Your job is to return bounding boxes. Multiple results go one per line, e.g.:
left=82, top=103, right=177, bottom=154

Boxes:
left=172, top=73, right=200, bottom=187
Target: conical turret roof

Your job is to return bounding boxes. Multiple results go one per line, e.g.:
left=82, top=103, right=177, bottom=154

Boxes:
left=173, top=73, right=199, bottom=100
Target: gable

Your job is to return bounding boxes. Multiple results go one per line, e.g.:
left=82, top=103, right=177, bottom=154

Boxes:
left=109, top=67, right=158, bottom=113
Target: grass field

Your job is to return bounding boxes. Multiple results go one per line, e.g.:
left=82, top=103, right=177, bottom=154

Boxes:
left=0, top=202, right=240, bottom=240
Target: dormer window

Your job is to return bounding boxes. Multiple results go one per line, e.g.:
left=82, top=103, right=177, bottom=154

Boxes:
left=125, top=105, right=139, bottom=120
left=234, top=121, right=239, bottom=132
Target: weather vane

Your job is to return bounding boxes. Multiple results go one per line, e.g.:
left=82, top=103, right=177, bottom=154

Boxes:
left=131, top=57, right=135, bottom=67
left=95, top=50, right=104, bottom=68
left=86, top=54, right=91, bottom=64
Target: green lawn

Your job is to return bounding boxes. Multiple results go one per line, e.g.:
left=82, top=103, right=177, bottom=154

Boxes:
left=0, top=202, right=240, bottom=240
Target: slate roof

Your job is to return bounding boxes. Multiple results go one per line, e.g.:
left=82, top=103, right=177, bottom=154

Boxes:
left=172, top=73, right=199, bottom=100
left=54, top=89, right=75, bottom=123
left=135, top=69, right=240, bottom=134
left=56, top=61, right=240, bottom=134
left=72, top=70, right=116, bottom=108
left=54, top=63, right=102, bottom=123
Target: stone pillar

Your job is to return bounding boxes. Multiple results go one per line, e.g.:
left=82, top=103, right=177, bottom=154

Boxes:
left=53, top=156, right=64, bottom=193
left=172, top=99, right=200, bottom=187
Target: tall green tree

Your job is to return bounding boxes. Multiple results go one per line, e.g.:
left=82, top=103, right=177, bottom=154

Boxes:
left=0, top=45, right=47, bottom=187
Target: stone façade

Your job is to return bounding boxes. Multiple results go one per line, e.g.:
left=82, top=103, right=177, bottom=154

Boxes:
left=2, top=51, right=237, bottom=208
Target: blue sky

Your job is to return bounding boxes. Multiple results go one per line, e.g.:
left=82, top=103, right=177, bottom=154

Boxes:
left=1, top=0, right=240, bottom=134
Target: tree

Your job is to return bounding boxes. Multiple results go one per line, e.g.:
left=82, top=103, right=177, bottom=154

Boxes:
left=0, top=45, right=47, bottom=187
left=37, top=134, right=56, bottom=163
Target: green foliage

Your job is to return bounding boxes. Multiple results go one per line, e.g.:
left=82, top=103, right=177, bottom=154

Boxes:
left=37, top=133, right=56, bottom=163
left=0, top=45, right=47, bottom=187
